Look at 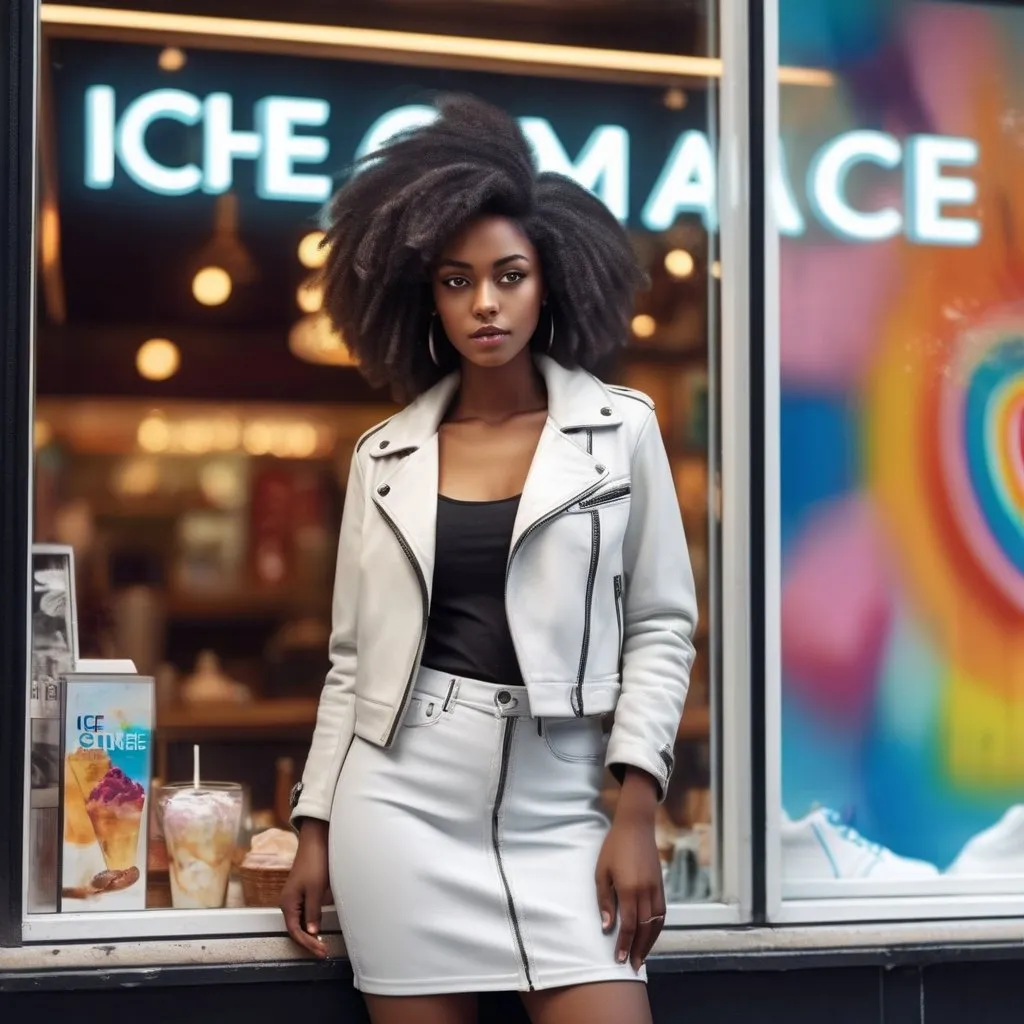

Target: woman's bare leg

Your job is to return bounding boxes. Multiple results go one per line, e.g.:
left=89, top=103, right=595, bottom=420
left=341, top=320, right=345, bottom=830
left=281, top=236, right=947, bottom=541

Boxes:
left=363, top=993, right=478, bottom=1024
left=521, top=981, right=651, bottom=1024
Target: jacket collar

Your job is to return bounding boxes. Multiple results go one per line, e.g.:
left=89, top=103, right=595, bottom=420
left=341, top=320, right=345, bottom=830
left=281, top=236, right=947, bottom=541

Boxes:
left=368, top=356, right=622, bottom=459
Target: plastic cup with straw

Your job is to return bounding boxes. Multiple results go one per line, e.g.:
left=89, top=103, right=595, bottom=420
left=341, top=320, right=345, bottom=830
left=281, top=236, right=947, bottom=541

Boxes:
left=158, top=745, right=243, bottom=908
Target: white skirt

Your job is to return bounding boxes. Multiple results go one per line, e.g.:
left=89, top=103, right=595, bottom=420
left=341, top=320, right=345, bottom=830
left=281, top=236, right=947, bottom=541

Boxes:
left=329, top=666, right=647, bottom=995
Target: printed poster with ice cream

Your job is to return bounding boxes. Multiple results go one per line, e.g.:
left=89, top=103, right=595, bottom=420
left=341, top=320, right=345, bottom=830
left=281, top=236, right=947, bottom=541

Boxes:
left=60, top=674, right=155, bottom=912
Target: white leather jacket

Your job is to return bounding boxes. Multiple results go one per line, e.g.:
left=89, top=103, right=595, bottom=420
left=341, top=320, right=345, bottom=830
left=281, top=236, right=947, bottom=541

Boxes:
left=291, top=356, right=698, bottom=823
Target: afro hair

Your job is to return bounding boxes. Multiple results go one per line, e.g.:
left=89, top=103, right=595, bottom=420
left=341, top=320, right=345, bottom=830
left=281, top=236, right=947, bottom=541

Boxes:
left=320, top=94, right=647, bottom=398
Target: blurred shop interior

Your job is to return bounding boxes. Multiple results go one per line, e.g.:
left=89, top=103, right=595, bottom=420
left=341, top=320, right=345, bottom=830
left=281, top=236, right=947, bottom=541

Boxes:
left=34, top=0, right=718, bottom=907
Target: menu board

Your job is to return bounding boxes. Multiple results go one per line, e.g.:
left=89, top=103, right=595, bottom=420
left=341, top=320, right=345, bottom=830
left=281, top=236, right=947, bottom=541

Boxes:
left=59, top=673, right=155, bottom=912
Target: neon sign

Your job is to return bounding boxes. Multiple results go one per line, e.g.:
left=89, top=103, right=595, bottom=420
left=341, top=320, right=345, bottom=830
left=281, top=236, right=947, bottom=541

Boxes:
left=84, top=86, right=982, bottom=247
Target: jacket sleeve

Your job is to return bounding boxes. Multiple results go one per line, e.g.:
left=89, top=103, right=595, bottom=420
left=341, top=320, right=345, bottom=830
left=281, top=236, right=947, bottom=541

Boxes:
left=290, top=450, right=365, bottom=826
left=605, top=408, right=698, bottom=801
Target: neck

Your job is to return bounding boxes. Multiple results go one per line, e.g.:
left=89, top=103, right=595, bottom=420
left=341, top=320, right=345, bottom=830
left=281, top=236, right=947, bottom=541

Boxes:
left=453, top=349, right=546, bottom=424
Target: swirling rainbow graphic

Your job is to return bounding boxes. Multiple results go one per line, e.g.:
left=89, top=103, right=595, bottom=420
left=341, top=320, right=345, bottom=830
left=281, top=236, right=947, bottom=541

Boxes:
left=780, top=2, right=1024, bottom=865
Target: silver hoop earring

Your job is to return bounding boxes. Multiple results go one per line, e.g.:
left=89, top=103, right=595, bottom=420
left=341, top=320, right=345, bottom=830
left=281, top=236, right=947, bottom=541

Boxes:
left=428, top=314, right=441, bottom=367
left=547, top=309, right=555, bottom=353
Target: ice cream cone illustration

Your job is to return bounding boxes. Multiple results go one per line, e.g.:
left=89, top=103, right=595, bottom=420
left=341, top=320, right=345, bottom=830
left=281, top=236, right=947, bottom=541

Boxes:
left=86, top=768, right=145, bottom=871
left=65, top=749, right=111, bottom=845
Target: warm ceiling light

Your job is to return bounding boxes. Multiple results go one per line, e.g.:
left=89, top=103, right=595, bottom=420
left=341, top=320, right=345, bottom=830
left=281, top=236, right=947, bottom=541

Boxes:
left=40, top=202, right=60, bottom=272
left=136, top=338, right=180, bottom=381
left=288, top=313, right=359, bottom=367
left=114, top=458, right=160, bottom=497
left=200, top=461, right=246, bottom=508
left=192, top=265, right=232, bottom=306
left=243, top=421, right=273, bottom=456
left=193, top=194, right=258, bottom=292
left=664, top=249, right=695, bottom=279
left=34, top=420, right=53, bottom=450
left=663, top=88, right=687, bottom=110
left=138, top=414, right=171, bottom=453
left=158, top=46, right=186, bottom=71
left=297, top=279, right=324, bottom=313
left=39, top=6, right=835, bottom=87
left=180, top=421, right=211, bottom=454
left=298, top=230, right=328, bottom=269
left=711, top=260, right=722, bottom=279
left=211, top=417, right=242, bottom=450
left=631, top=314, right=656, bottom=339
left=281, top=424, right=318, bottom=459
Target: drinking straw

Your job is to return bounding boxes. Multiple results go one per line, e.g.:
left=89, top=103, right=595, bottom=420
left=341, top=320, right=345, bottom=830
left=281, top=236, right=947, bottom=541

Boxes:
left=193, top=744, right=200, bottom=790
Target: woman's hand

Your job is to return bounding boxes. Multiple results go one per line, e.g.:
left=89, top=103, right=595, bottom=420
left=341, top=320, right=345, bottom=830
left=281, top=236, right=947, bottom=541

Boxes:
left=595, top=768, right=666, bottom=972
left=280, top=819, right=331, bottom=959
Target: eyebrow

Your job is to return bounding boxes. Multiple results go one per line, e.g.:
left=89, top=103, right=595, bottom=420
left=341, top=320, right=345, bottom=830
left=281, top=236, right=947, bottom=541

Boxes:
left=438, top=254, right=530, bottom=270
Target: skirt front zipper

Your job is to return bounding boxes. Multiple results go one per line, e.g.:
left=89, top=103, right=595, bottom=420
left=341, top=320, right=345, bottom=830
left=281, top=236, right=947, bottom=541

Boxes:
left=493, top=718, right=534, bottom=990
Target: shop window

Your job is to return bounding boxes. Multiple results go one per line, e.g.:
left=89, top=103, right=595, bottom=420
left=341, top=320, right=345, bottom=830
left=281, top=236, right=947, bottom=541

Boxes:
left=25, top=0, right=746, bottom=940
left=775, top=0, right=1024, bottom=910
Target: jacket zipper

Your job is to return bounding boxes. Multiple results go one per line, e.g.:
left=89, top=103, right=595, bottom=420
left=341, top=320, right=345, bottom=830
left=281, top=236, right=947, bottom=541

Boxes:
left=493, top=719, right=534, bottom=989
left=573, top=511, right=600, bottom=717
left=373, top=500, right=429, bottom=748
left=578, top=484, right=631, bottom=509
left=613, top=573, right=623, bottom=669
left=504, top=478, right=605, bottom=624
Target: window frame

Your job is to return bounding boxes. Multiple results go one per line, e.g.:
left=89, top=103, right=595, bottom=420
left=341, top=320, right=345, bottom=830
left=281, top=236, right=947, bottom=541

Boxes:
left=762, top=0, right=1024, bottom=925
left=1, top=0, right=39, bottom=951
left=9, top=0, right=762, bottom=945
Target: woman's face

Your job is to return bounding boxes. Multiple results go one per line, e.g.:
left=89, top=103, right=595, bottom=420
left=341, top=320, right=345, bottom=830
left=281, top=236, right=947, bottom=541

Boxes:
left=432, top=215, right=545, bottom=370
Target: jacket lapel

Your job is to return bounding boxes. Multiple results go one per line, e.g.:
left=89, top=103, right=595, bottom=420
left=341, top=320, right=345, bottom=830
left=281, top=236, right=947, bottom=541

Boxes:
left=372, top=436, right=440, bottom=598
left=366, top=356, right=623, bottom=573
left=511, top=422, right=608, bottom=554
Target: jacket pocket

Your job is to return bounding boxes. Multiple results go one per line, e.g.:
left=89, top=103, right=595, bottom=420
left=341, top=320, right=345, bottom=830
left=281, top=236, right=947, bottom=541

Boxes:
left=542, top=717, right=607, bottom=763
left=578, top=483, right=631, bottom=509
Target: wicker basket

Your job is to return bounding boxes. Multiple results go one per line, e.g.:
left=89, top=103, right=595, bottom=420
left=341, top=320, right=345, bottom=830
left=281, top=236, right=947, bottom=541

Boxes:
left=241, top=866, right=291, bottom=908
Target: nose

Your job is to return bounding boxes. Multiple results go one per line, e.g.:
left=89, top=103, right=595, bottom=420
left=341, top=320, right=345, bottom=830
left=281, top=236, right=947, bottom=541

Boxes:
left=472, top=281, right=499, bottom=321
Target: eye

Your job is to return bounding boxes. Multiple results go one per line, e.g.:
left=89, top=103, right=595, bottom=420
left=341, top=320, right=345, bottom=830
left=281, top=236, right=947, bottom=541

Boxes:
left=501, top=270, right=526, bottom=284
left=442, top=276, right=469, bottom=288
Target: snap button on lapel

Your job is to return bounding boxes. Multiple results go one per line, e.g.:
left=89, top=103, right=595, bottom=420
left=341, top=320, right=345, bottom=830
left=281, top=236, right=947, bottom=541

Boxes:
left=600, top=407, right=612, bottom=416
left=377, top=484, right=391, bottom=496
left=378, top=439, right=390, bottom=450
left=595, top=464, right=606, bottom=474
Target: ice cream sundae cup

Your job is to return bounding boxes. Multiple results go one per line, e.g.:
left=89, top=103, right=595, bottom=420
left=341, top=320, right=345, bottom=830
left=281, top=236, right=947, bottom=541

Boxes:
left=65, top=748, right=112, bottom=846
left=159, top=782, right=243, bottom=909
left=86, top=767, right=146, bottom=871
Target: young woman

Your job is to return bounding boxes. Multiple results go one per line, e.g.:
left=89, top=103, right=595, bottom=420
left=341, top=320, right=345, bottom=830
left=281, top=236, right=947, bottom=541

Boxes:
left=280, top=95, right=698, bottom=1024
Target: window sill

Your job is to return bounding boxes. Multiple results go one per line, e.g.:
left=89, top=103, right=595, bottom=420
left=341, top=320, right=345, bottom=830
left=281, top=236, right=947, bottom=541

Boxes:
left=21, top=907, right=342, bottom=944
left=20, top=900, right=740, bottom=945
left=7, top=918, right=1024, bottom=987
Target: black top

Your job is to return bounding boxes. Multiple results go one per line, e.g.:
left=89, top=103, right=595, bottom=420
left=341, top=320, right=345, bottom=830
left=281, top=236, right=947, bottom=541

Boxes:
left=420, top=494, right=524, bottom=686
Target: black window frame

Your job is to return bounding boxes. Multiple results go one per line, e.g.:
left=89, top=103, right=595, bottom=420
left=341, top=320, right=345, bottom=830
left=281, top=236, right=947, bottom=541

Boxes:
left=0, top=0, right=36, bottom=949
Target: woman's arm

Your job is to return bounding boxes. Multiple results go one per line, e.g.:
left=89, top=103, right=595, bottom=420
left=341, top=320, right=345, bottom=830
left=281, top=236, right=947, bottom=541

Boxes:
left=289, top=451, right=366, bottom=827
left=281, top=450, right=366, bottom=954
left=605, top=408, right=699, bottom=800
left=595, top=407, right=698, bottom=970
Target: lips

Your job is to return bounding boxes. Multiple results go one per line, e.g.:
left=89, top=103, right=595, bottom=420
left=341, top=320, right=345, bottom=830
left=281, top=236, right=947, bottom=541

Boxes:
left=470, top=326, right=510, bottom=340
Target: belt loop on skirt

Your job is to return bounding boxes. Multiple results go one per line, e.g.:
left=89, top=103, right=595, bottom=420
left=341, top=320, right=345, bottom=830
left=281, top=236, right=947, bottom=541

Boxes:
left=443, top=678, right=460, bottom=712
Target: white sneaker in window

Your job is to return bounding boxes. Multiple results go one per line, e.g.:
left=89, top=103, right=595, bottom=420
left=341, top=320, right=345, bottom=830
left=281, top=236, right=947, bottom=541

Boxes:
left=781, top=808, right=940, bottom=880
left=946, top=806, right=1024, bottom=876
